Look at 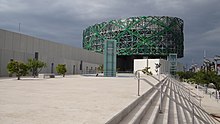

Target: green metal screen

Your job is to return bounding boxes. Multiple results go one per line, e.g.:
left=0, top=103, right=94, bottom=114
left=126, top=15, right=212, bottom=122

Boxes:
left=83, top=16, right=184, bottom=58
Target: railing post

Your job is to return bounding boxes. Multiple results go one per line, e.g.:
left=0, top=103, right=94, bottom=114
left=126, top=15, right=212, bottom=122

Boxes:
left=189, top=88, right=191, bottom=102
left=159, top=72, right=163, bottom=113
left=200, top=98, right=201, bottom=106
left=192, top=104, right=195, bottom=124
left=138, top=72, right=140, bottom=96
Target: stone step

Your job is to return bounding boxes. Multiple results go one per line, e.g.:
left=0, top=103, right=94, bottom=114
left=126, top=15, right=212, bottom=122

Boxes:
left=105, top=76, right=166, bottom=124
left=167, top=82, right=179, bottom=124
left=173, top=83, right=187, bottom=124
left=154, top=80, right=171, bottom=124
left=118, top=80, right=167, bottom=124
left=140, top=80, right=169, bottom=124
left=178, top=87, right=192, bottom=123
left=106, top=75, right=217, bottom=124
left=171, top=78, right=216, bottom=124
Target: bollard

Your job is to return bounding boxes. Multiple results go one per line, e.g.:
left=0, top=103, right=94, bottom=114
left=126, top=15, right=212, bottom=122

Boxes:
left=137, top=72, right=140, bottom=96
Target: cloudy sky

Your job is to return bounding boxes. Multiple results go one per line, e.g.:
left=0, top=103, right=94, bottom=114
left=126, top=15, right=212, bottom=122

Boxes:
left=0, top=0, right=219, bottom=67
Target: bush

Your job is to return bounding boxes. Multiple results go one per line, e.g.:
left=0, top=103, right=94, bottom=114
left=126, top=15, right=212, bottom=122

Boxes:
left=56, top=64, right=67, bottom=77
left=7, top=60, right=29, bottom=80
left=27, top=59, right=46, bottom=77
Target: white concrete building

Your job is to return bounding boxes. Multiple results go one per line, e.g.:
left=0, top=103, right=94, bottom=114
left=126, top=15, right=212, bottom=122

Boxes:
left=0, top=29, right=103, bottom=77
left=134, top=59, right=183, bottom=75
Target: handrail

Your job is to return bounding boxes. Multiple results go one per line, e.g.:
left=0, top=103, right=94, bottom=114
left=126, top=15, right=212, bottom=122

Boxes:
left=169, top=78, right=202, bottom=106
left=134, top=70, right=216, bottom=124
left=170, top=78, right=215, bottom=123
left=170, top=78, right=216, bottom=124
left=198, top=85, right=219, bottom=100
left=171, top=78, right=202, bottom=101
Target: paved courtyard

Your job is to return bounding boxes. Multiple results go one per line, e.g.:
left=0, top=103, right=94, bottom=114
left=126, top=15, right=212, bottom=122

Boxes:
left=184, top=82, right=220, bottom=118
left=0, top=74, right=156, bottom=124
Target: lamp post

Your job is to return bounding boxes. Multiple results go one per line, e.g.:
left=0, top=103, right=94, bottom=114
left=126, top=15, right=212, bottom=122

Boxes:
left=19, top=23, right=21, bottom=32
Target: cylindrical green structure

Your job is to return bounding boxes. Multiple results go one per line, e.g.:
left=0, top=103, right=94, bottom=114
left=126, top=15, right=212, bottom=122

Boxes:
left=83, top=16, right=184, bottom=71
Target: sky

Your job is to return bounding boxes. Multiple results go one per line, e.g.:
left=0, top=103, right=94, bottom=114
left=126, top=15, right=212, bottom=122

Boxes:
left=0, top=0, right=219, bottom=68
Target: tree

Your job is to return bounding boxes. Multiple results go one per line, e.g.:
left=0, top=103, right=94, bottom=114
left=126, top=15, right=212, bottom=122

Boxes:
left=7, top=60, right=29, bottom=80
left=176, top=71, right=195, bottom=81
left=207, top=71, right=220, bottom=91
left=56, top=64, right=67, bottom=77
left=213, top=76, right=220, bottom=91
left=27, top=59, right=46, bottom=77
left=193, top=70, right=206, bottom=84
left=190, top=70, right=220, bottom=91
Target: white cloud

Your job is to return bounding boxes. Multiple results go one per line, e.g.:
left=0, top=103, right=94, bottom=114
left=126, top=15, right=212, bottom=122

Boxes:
left=203, top=27, right=220, bottom=41
left=0, top=0, right=28, bottom=12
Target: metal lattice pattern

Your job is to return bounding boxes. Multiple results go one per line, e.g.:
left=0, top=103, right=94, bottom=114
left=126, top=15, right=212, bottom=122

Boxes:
left=83, top=16, right=184, bottom=58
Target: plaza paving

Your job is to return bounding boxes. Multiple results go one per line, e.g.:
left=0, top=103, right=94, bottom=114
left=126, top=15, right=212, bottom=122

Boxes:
left=184, top=82, right=220, bottom=121
left=0, top=74, right=156, bottom=124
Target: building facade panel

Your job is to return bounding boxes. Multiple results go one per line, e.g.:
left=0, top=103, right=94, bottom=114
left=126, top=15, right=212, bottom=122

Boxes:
left=33, top=38, right=40, bottom=53
left=26, top=36, right=34, bottom=53
left=41, top=40, right=49, bottom=55
left=13, top=51, right=25, bottom=62
left=12, top=33, right=21, bottom=51
left=1, top=49, right=13, bottom=76
left=0, top=30, right=5, bottom=49
left=73, top=47, right=80, bottom=61
left=0, top=29, right=103, bottom=76
left=20, top=35, right=28, bottom=52
left=47, top=42, right=57, bottom=57
left=4, top=31, right=13, bottom=50
left=0, top=49, right=2, bottom=75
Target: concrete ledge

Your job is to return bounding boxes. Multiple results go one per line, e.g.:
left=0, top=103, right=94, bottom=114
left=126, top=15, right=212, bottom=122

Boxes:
left=140, top=79, right=168, bottom=124
left=38, top=73, right=55, bottom=79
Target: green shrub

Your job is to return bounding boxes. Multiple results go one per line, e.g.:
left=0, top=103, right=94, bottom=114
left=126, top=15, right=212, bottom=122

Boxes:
left=27, top=59, right=46, bottom=77
left=56, top=64, right=67, bottom=77
left=7, top=60, right=29, bottom=80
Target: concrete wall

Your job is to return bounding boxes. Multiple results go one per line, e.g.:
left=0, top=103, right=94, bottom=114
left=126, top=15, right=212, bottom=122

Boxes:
left=0, top=29, right=104, bottom=77
left=133, top=59, right=148, bottom=74
left=134, top=59, right=182, bottom=75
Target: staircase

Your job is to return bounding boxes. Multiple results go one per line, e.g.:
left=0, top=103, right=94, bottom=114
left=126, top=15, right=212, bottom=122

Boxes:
left=105, top=72, right=217, bottom=124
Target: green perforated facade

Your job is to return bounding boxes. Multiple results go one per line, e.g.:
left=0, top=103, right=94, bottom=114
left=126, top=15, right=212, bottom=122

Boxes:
left=83, top=16, right=184, bottom=71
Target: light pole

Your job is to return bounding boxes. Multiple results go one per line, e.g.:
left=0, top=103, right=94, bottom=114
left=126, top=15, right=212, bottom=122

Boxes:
left=19, top=23, right=21, bottom=32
